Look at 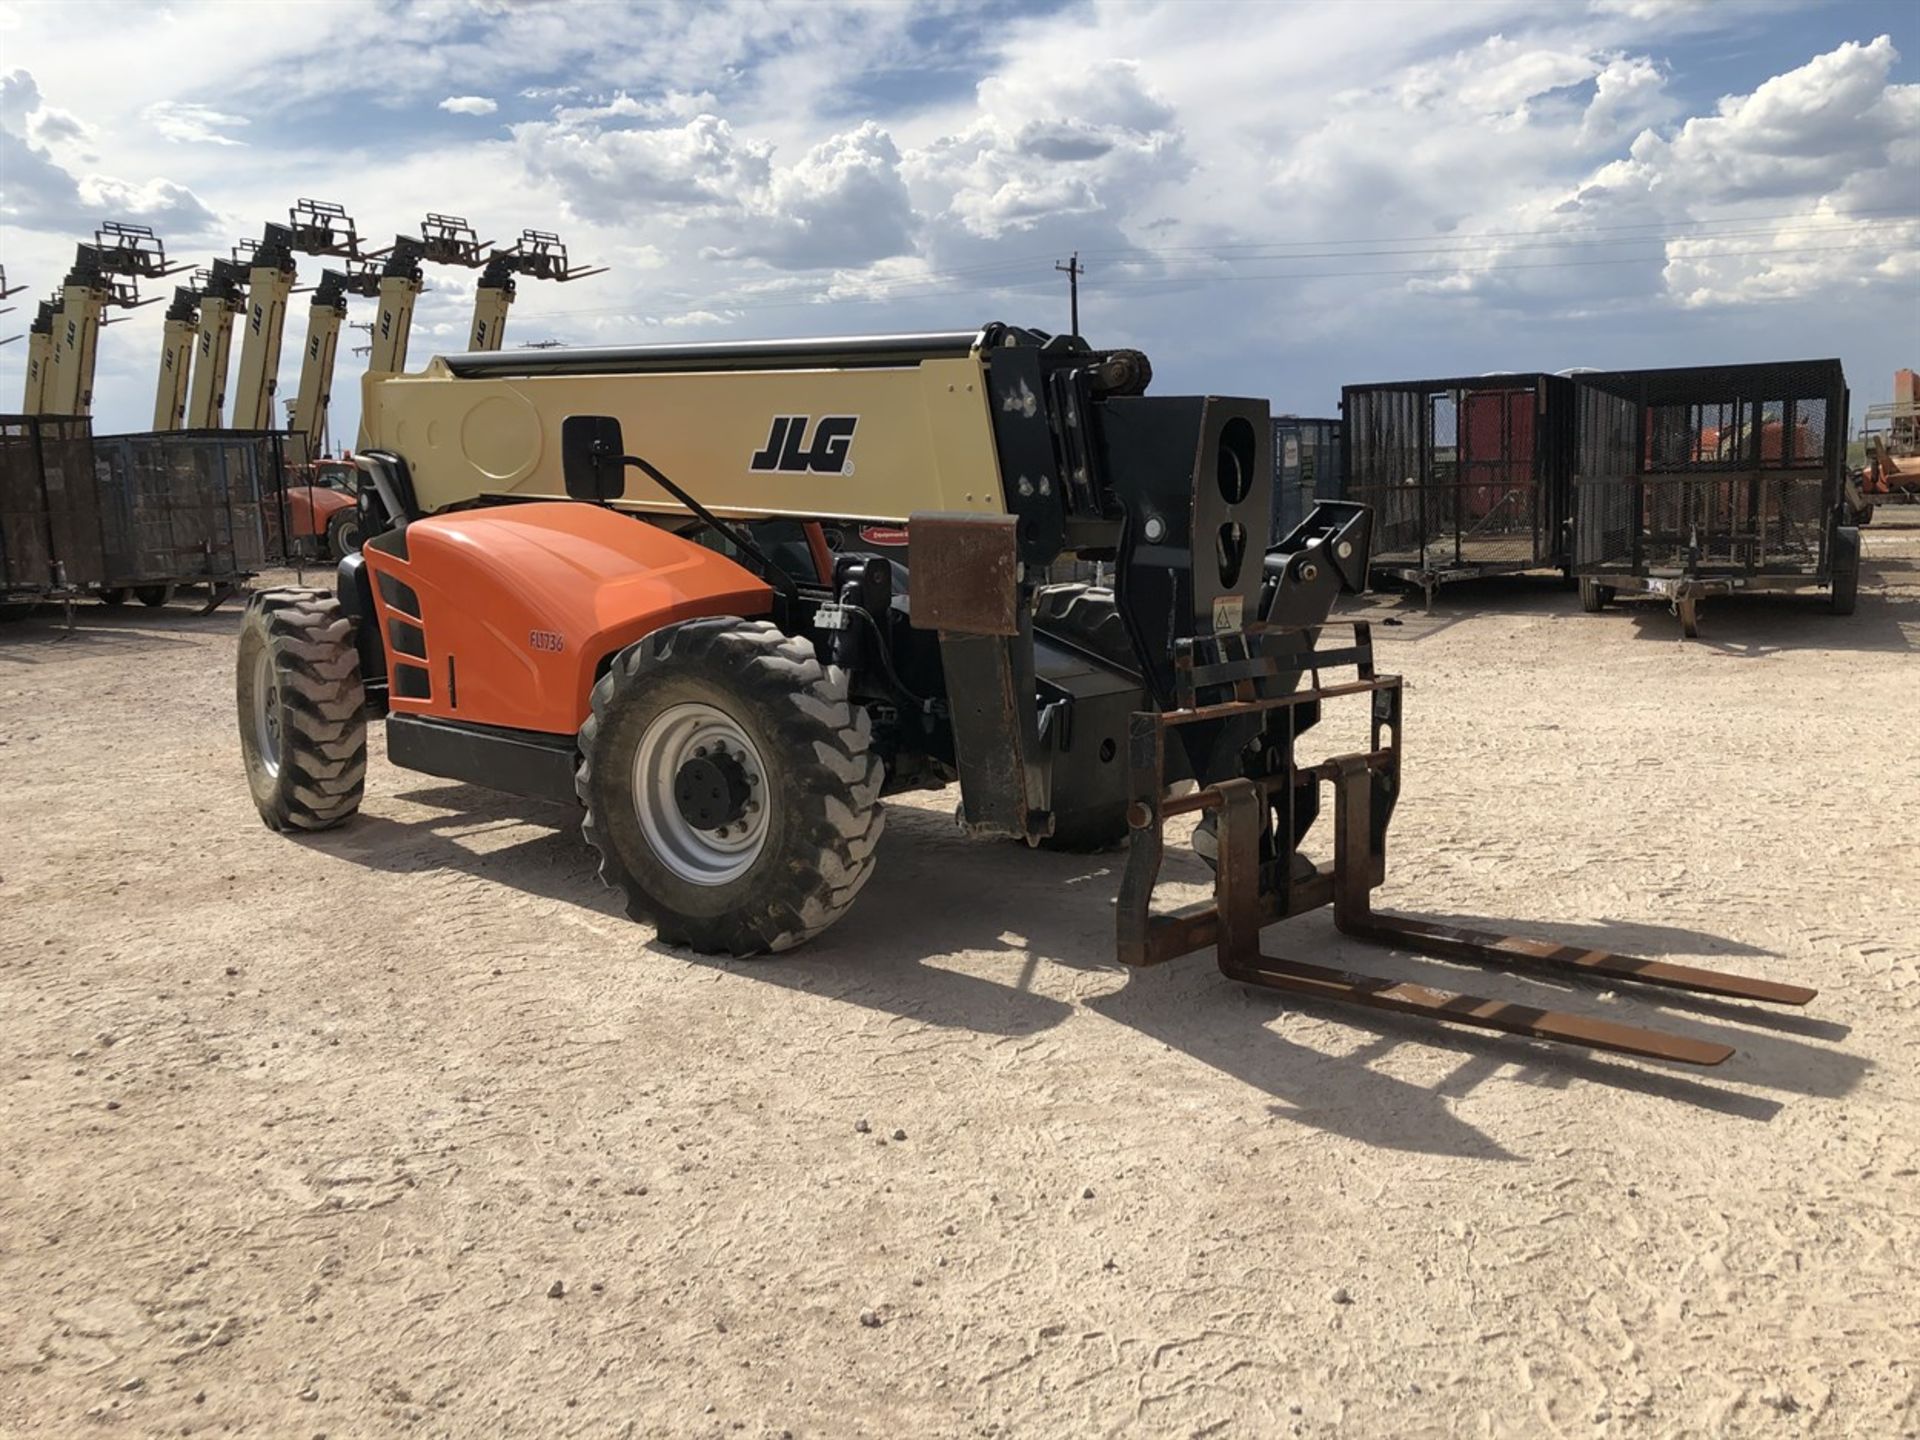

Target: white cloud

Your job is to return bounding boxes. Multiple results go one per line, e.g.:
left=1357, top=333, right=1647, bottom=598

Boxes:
left=907, top=60, right=1185, bottom=238
left=438, top=95, right=498, bottom=116
left=1, top=71, right=218, bottom=235
left=144, top=100, right=249, bottom=145
left=1558, top=35, right=1919, bottom=304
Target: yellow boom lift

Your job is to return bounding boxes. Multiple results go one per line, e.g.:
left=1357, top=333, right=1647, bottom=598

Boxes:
left=184, top=258, right=249, bottom=429
left=285, top=199, right=368, bottom=457
left=40, top=222, right=184, bottom=417
left=229, top=224, right=299, bottom=431
left=153, top=282, right=200, bottom=429
left=468, top=228, right=604, bottom=351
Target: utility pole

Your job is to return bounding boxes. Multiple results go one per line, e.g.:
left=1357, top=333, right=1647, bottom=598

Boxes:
left=1055, top=251, right=1082, bottom=336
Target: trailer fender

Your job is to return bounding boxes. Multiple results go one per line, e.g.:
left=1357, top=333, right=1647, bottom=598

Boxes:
left=358, top=501, right=773, bottom=736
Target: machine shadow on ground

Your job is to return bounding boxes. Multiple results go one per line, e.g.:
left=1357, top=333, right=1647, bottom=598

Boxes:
left=0, top=602, right=229, bottom=661
left=298, top=783, right=1870, bottom=1158
left=1336, top=554, right=1915, bottom=656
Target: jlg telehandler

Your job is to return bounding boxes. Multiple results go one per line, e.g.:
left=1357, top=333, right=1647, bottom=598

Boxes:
left=236, top=325, right=1813, bottom=1064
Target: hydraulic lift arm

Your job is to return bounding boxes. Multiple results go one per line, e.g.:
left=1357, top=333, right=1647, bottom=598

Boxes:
left=468, top=229, right=604, bottom=352
left=186, top=258, right=248, bottom=428
left=230, top=223, right=299, bottom=431
left=41, top=250, right=110, bottom=417
left=153, top=285, right=200, bottom=430
left=23, top=299, right=57, bottom=413
left=290, top=269, right=351, bottom=458
left=43, top=223, right=182, bottom=418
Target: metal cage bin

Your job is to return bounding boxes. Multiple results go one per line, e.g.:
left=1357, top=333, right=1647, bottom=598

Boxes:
left=1339, top=374, right=1573, bottom=604
left=2, top=415, right=105, bottom=600
left=91, top=428, right=288, bottom=593
left=1271, top=416, right=1342, bottom=542
left=1570, top=359, right=1854, bottom=635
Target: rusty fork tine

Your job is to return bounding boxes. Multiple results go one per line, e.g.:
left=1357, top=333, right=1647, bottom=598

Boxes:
left=1224, top=953, right=1735, bottom=1067
left=1343, top=913, right=1816, bottom=1007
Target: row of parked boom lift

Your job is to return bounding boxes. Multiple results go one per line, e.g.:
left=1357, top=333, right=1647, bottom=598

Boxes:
left=2, top=204, right=604, bottom=615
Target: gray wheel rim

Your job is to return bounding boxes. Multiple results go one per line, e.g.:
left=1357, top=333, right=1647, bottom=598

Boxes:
left=632, top=702, right=770, bottom=885
left=253, top=647, right=282, bottom=778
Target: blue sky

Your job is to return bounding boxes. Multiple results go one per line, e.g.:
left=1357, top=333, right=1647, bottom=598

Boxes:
left=1, top=0, right=1915, bottom=444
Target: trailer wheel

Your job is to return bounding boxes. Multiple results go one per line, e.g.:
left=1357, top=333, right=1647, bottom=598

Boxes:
left=136, top=584, right=175, bottom=608
left=98, top=588, right=128, bottom=607
left=1578, top=579, right=1614, bottom=613
left=578, top=618, right=885, bottom=957
left=235, top=588, right=366, bottom=832
left=327, top=508, right=364, bottom=559
left=1033, top=584, right=1140, bottom=851
left=1828, top=525, right=1860, bottom=616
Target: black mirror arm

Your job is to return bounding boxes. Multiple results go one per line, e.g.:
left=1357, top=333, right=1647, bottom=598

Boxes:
left=614, top=453, right=800, bottom=600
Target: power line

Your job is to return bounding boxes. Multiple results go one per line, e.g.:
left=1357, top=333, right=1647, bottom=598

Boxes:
left=519, top=238, right=1903, bottom=320
left=517, top=207, right=1917, bottom=321
left=1074, top=204, right=1920, bottom=258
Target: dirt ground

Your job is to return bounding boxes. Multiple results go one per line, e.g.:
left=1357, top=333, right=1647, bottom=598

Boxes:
left=2, top=525, right=1917, bottom=1440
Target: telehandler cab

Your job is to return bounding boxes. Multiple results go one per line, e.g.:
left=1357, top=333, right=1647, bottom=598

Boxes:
left=236, top=324, right=1813, bottom=1064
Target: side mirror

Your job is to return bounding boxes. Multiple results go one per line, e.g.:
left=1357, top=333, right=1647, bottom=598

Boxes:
left=561, top=414, right=626, bottom=501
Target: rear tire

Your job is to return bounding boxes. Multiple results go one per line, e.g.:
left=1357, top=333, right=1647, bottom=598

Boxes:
left=235, top=588, right=366, bottom=831
left=136, top=584, right=175, bottom=608
left=1578, top=578, right=1613, bottom=613
left=578, top=618, right=884, bottom=956
left=1828, top=525, right=1860, bottom=615
left=327, top=508, right=364, bottom=560
left=98, top=588, right=128, bottom=607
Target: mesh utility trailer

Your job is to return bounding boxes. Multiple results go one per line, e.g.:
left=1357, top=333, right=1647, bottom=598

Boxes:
left=1339, top=374, right=1574, bottom=604
left=1271, top=416, right=1342, bottom=543
left=1570, top=360, right=1856, bottom=636
left=1, top=415, right=104, bottom=601
left=91, top=428, right=290, bottom=603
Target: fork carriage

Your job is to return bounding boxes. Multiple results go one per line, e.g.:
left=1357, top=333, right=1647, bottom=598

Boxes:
left=1117, top=617, right=1814, bottom=1066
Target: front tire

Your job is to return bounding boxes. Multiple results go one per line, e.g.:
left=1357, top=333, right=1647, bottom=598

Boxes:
left=136, top=584, right=175, bottom=608
left=98, top=588, right=129, bottom=607
left=1578, top=578, right=1614, bottom=613
left=327, top=508, right=364, bottom=560
left=235, top=589, right=366, bottom=831
left=578, top=618, right=884, bottom=956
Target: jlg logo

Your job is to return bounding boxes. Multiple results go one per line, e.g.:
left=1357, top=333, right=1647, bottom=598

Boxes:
left=749, top=416, right=858, bottom=476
